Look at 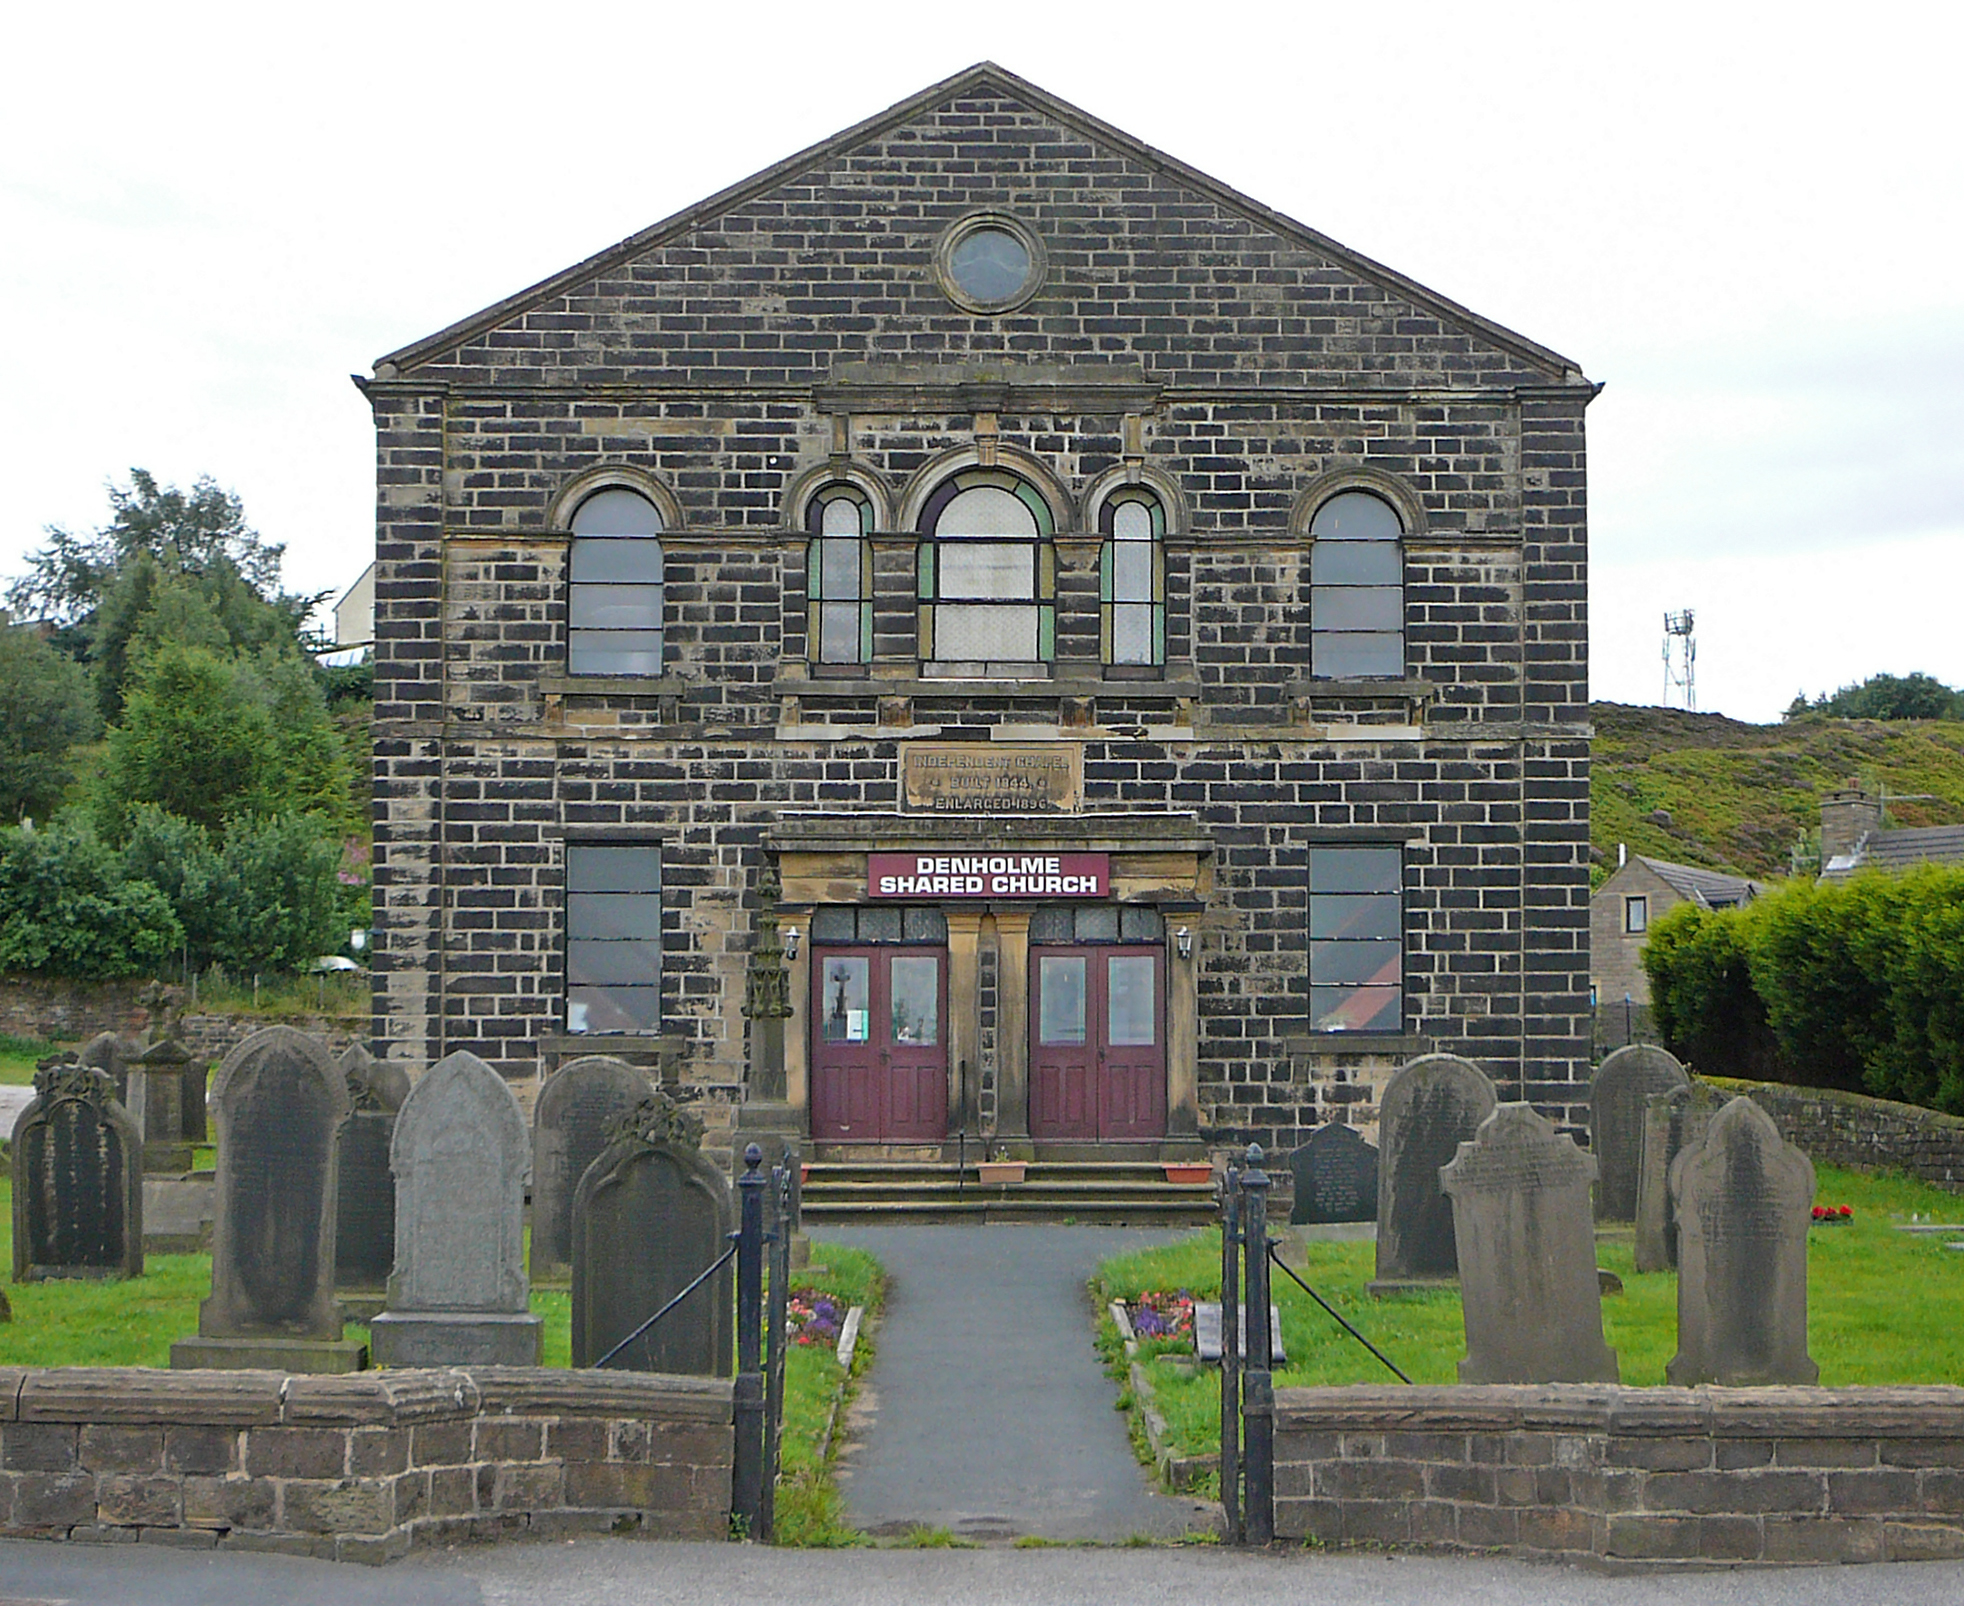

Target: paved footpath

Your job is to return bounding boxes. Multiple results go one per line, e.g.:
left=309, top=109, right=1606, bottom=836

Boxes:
left=820, top=1223, right=1212, bottom=1541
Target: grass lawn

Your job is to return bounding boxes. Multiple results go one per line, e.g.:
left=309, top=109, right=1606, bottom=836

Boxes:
left=0, top=1035, right=71, bottom=1086
left=1096, top=1162, right=1964, bottom=1463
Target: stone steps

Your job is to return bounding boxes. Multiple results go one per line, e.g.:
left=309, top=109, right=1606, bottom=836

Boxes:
left=801, top=1160, right=1219, bottom=1226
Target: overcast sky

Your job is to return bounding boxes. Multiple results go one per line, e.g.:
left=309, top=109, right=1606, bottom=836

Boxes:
left=4, top=2, right=1959, bottom=723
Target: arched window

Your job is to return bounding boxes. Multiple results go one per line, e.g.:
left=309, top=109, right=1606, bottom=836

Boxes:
left=568, top=488, right=664, bottom=677
left=1309, top=490, right=1403, bottom=679
left=806, top=485, right=873, bottom=666
left=1099, top=489, right=1165, bottom=668
left=916, top=468, right=1055, bottom=674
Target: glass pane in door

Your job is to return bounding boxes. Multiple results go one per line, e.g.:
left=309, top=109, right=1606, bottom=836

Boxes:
left=1038, top=956, right=1087, bottom=1045
left=1107, top=955, right=1158, bottom=1046
left=889, top=955, right=940, bottom=1046
left=818, top=956, right=870, bottom=1043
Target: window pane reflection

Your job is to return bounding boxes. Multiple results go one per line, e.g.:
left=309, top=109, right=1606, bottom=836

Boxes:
left=890, top=956, right=940, bottom=1046
left=1107, top=956, right=1157, bottom=1046
left=820, top=957, right=871, bottom=1044
left=1038, top=956, right=1087, bottom=1046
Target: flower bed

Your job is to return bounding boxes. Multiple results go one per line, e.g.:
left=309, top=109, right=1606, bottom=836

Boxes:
left=787, top=1288, right=846, bottom=1347
left=1129, top=1288, right=1195, bottom=1344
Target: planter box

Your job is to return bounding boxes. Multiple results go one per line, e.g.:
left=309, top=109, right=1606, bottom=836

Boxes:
left=1163, top=1164, right=1213, bottom=1185
left=976, top=1161, right=1027, bottom=1185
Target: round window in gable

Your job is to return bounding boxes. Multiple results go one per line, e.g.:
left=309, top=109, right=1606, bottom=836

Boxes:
left=934, top=212, right=1046, bottom=314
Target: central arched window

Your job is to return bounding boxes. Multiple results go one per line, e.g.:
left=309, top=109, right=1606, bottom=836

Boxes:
left=806, top=484, right=873, bottom=667
left=1100, top=488, right=1165, bottom=669
left=916, top=468, right=1055, bottom=675
left=569, top=487, right=664, bottom=676
left=1309, top=490, right=1403, bottom=679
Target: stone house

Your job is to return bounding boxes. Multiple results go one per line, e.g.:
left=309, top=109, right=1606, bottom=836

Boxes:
left=359, top=63, right=1596, bottom=1163
left=1818, top=784, right=1964, bottom=881
left=1589, top=853, right=1764, bottom=1007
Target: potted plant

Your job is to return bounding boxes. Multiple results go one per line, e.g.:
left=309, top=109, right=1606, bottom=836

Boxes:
left=976, top=1147, right=1027, bottom=1185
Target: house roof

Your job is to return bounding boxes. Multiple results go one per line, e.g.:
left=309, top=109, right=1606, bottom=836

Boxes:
left=1634, top=857, right=1767, bottom=909
left=1822, top=824, right=1964, bottom=880
left=373, top=61, right=1592, bottom=384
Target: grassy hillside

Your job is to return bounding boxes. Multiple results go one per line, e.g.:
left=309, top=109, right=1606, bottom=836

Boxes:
left=1590, top=703, right=1964, bottom=884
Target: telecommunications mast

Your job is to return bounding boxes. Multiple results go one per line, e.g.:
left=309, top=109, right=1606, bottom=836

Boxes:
left=1663, top=609, right=1697, bottom=710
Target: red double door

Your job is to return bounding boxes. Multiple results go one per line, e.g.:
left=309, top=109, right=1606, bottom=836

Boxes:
left=809, top=946, right=948, bottom=1142
left=1029, top=945, right=1167, bottom=1141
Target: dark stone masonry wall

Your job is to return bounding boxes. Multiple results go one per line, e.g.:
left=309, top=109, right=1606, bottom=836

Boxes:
left=1707, top=1077, right=1964, bottom=1195
left=0, top=1366, right=730, bottom=1564
left=1276, top=1385, right=1964, bottom=1565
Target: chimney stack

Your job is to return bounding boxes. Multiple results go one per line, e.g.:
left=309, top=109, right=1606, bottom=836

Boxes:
left=1820, top=779, right=1882, bottom=866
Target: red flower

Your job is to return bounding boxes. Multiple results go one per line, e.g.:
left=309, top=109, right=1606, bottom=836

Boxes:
left=1839, top=1205, right=1853, bottom=1217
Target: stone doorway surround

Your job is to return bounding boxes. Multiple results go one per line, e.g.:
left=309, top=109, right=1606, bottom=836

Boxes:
left=772, top=812, right=1212, bottom=1155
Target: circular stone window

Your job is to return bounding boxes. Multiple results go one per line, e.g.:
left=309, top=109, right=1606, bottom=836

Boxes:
left=934, top=212, right=1046, bottom=314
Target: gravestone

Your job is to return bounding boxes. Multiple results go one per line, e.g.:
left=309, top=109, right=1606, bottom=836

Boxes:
left=11, top=1056, right=143, bottom=1281
left=1634, top=1080, right=1729, bottom=1273
left=1289, top=1122, right=1379, bottom=1226
left=78, top=1032, right=133, bottom=1104
left=171, top=1027, right=365, bottom=1371
left=1441, top=1103, right=1618, bottom=1383
left=370, top=1049, right=542, bottom=1366
left=1371, top=1054, right=1497, bottom=1292
left=1667, top=1096, right=1818, bottom=1385
left=572, top=1092, right=732, bottom=1373
left=1590, top=1044, right=1689, bottom=1221
left=1194, top=1303, right=1286, bottom=1364
left=126, top=1036, right=195, bottom=1174
left=531, top=1055, right=656, bottom=1283
left=334, top=1044, right=408, bottom=1317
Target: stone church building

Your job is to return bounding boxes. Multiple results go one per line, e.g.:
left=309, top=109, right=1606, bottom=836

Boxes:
left=359, top=63, right=1595, bottom=1164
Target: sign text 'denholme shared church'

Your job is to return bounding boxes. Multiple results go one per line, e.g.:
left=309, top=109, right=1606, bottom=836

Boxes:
left=868, top=853, right=1110, bottom=898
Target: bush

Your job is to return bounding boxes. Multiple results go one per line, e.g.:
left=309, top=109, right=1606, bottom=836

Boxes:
left=0, top=621, right=98, bottom=824
left=0, top=824, right=181, bottom=979
left=1642, top=904, right=1778, bottom=1080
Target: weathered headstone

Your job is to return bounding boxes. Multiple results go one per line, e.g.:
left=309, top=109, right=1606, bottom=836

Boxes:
left=1441, top=1103, right=1619, bottom=1383
left=572, top=1092, right=732, bottom=1373
left=334, top=1044, right=408, bottom=1317
left=1634, top=1080, right=1729, bottom=1272
left=11, top=1056, right=143, bottom=1281
left=1667, top=1095, right=1818, bottom=1386
left=531, top=1055, right=656, bottom=1283
left=172, top=1027, right=365, bottom=1371
left=1370, top=1054, right=1498, bottom=1292
left=1590, top=1044, right=1689, bottom=1221
left=370, top=1049, right=542, bottom=1366
left=1289, top=1122, right=1379, bottom=1226
left=126, top=1036, right=195, bottom=1174
left=1194, top=1303, right=1286, bottom=1364
left=77, top=1032, right=133, bottom=1104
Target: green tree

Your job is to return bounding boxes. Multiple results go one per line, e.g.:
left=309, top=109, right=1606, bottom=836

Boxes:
left=1791, top=672, right=1964, bottom=722
left=0, top=621, right=99, bottom=822
left=0, top=824, right=182, bottom=979
left=1642, top=903, right=1779, bottom=1079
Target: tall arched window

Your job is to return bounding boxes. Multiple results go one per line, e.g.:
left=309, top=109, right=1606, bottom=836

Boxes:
left=1100, top=488, right=1165, bottom=669
left=806, top=484, right=873, bottom=667
left=1309, top=490, right=1403, bottom=679
left=916, top=468, right=1054, bottom=674
left=568, top=488, right=664, bottom=677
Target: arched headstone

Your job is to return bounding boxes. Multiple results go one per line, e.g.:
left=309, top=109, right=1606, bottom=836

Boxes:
left=1442, top=1104, right=1618, bottom=1383
left=1634, top=1080, right=1728, bottom=1272
left=1370, top=1053, right=1497, bottom=1291
left=572, top=1093, right=732, bottom=1374
left=334, top=1044, right=407, bottom=1309
left=171, top=1027, right=364, bottom=1371
left=1667, top=1096, right=1818, bottom=1386
left=1288, top=1123, right=1378, bottom=1226
left=531, top=1055, right=657, bottom=1282
left=1590, top=1044, right=1689, bottom=1221
left=11, top=1056, right=143, bottom=1281
left=370, top=1049, right=542, bottom=1366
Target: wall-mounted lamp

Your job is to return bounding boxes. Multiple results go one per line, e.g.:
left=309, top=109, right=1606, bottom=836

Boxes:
left=1176, top=926, right=1192, bottom=960
left=784, top=926, right=801, bottom=961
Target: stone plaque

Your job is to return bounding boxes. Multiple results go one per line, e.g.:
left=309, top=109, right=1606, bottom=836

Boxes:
left=1193, top=1303, right=1286, bottom=1364
left=1667, top=1096, right=1818, bottom=1386
left=1372, top=1053, right=1498, bottom=1288
left=11, top=1058, right=143, bottom=1281
left=1634, top=1081, right=1728, bottom=1273
left=1590, top=1044, right=1689, bottom=1222
left=1289, top=1123, right=1379, bottom=1226
left=901, top=743, right=1081, bottom=815
left=174, top=1027, right=364, bottom=1370
left=531, top=1055, right=656, bottom=1282
left=370, top=1049, right=541, bottom=1366
left=572, top=1098, right=732, bottom=1374
left=1441, top=1103, right=1618, bottom=1383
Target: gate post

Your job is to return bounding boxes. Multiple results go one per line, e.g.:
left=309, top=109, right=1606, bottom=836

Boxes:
left=1240, top=1143, right=1274, bottom=1544
left=732, top=1143, right=766, bottom=1534
left=1218, top=1158, right=1242, bottom=1543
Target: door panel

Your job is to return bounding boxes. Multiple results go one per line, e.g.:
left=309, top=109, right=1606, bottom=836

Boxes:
left=810, top=946, right=948, bottom=1142
left=1029, top=945, right=1167, bottom=1141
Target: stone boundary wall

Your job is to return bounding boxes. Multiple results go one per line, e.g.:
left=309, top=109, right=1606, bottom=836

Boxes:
left=1704, top=1076, right=1964, bottom=1195
left=0, top=981, right=360, bottom=1065
left=1276, top=1384, right=1964, bottom=1566
left=0, top=1366, right=731, bottom=1564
